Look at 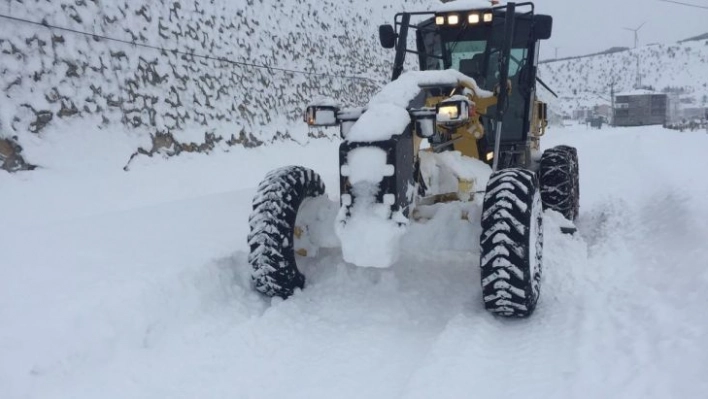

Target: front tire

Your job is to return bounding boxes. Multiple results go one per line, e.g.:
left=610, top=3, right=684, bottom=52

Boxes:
left=480, top=168, right=543, bottom=317
left=247, top=166, right=325, bottom=298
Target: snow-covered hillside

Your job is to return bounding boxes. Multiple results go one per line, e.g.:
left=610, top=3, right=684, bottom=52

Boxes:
left=0, top=0, right=432, bottom=170
left=2, top=123, right=708, bottom=398
left=539, top=39, right=708, bottom=118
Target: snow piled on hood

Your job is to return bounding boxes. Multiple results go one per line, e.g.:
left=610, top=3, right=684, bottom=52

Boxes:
left=347, top=70, right=492, bottom=143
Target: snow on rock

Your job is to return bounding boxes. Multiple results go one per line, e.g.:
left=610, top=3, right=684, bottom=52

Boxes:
left=308, top=96, right=341, bottom=108
left=0, top=0, right=433, bottom=169
left=347, top=70, right=491, bottom=143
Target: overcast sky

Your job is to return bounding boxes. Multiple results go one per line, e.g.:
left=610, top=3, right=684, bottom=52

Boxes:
left=533, top=0, right=708, bottom=59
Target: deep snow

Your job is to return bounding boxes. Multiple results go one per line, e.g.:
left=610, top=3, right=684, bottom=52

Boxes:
left=2, top=124, right=708, bottom=398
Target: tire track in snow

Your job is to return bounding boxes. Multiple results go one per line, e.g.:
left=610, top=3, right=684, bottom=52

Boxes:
left=401, top=213, right=589, bottom=399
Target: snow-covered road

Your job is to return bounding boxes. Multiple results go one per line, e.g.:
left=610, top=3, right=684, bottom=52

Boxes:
left=1, top=125, right=707, bottom=398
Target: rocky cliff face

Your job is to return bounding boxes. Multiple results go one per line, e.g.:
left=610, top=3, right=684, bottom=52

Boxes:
left=0, top=0, right=430, bottom=171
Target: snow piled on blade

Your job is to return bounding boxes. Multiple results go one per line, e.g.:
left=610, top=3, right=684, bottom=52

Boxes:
left=337, top=206, right=407, bottom=268
left=431, top=150, right=491, bottom=184
left=336, top=181, right=407, bottom=268
left=347, top=70, right=492, bottom=143
left=336, top=147, right=404, bottom=267
left=418, top=150, right=491, bottom=198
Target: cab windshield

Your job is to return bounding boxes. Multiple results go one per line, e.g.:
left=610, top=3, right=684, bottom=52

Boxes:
left=433, top=40, right=526, bottom=90
left=417, top=19, right=534, bottom=142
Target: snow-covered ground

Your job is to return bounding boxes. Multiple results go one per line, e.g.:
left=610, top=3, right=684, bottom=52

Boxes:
left=2, top=124, right=708, bottom=398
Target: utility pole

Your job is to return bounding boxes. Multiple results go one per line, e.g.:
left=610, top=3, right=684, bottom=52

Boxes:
left=610, top=79, right=617, bottom=126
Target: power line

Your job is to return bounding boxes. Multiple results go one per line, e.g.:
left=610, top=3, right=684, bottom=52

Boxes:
left=657, top=0, right=708, bottom=9
left=0, top=13, right=381, bottom=83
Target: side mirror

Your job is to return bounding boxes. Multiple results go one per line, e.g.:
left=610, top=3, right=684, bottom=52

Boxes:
left=534, top=15, right=553, bottom=40
left=410, top=108, right=436, bottom=138
left=304, top=106, right=339, bottom=127
left=537, top=102, right=547, bottom=121
left=379, top=25, right=396, bottom=49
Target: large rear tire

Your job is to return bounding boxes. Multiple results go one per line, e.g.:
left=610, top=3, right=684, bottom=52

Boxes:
left=540, top=145, right=579, bottom=221
left=480, top=168, right=543, bottom=317
left=247, top=166, right=325, bottom=298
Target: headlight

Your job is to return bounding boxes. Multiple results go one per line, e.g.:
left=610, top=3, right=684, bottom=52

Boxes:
left=447, top=14, right=460, bottom=25
left=483, top=13, right=493, bottom=22
left=436, top=99, right=470, bottom=126
left=468, top=14, right=480, bottom=24
left=435, top=16, right=445, bottom=25
left=486, top=151, right=494, bottom=161
left=438, top=105, right=459, bottom=120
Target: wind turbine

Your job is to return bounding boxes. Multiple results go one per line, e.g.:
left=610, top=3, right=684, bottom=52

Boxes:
left=624, top=22, right=646, bottom=49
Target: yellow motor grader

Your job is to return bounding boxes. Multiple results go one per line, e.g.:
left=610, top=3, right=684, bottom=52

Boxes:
left=248, top=1, right=579, bottom=317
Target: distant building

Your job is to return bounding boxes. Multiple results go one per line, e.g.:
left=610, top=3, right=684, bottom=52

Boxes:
left=573, top=108, right=592, bottom=121
left=680, top=106, right=708, bottom=121
left=593, top=104, right=612, bottom=121
left=613, top=90, right=668, bottom=127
